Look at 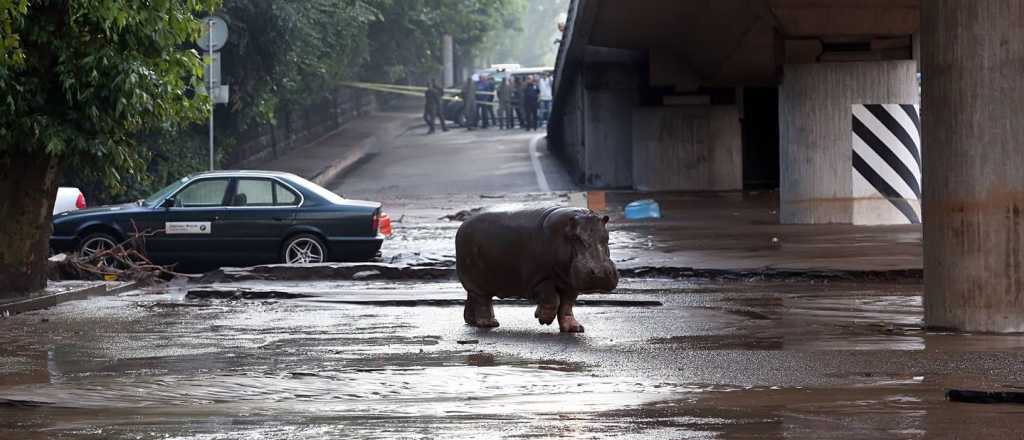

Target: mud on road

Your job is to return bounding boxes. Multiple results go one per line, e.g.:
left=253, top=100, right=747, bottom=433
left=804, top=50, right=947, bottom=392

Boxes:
left=2, top=277, right=1024, bottom=439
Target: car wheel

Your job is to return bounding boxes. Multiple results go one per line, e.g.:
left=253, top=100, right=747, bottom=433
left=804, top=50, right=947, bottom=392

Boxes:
left=282, top=234, right=327, bottom=265
left=79, top=233, right=119, bottom=267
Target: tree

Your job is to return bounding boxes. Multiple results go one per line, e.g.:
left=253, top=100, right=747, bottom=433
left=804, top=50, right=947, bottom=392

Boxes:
left=0, top=0, right=218, bottom=296
left=362, top=0, right=525, bottom=84
left=482, top=0, right=568, bottom=67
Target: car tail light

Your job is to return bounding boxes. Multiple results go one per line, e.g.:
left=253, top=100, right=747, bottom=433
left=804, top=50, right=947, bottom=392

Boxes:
left=379, top=213, right=393, bottom=238
left=75, top=193, right=86, bottom=209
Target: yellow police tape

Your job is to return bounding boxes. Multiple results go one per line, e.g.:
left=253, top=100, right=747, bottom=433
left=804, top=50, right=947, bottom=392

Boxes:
left=340, top=81, right=500, bottom=106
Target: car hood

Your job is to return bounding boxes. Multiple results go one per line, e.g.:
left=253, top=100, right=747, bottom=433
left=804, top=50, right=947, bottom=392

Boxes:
left=52, top=203, right=146, bottom=221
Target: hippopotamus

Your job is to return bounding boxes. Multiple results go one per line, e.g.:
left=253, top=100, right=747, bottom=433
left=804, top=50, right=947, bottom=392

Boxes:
left=455, top=207, right=619, bottom=332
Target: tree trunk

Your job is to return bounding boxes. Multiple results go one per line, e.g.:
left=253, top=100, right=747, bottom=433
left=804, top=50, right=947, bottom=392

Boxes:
left=0, top=150, right=61, bottom=298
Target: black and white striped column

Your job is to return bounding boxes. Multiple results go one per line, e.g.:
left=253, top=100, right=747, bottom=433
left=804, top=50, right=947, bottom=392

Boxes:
left=851, top=104, right=922, bottom=225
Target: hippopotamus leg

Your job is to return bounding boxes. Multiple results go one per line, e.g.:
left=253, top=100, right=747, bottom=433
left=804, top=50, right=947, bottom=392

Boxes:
left=532, top=281, right=560, bottom=326
left=557, top=290, right=584, bottom=333
left=464, top=291, right=499, bottom=328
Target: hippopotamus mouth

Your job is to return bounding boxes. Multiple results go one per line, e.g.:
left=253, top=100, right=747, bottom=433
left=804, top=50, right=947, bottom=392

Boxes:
left=567, top=215, right=619, bottom=294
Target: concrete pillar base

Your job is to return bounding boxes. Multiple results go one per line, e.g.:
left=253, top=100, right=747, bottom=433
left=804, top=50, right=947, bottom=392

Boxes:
left=779, top=61, right=918, bottom=224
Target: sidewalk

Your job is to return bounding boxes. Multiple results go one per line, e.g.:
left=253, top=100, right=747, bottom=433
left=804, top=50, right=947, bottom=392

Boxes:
left=1, top=280, right=137, bottom=317
left=255, top=109, right=421, bottom=186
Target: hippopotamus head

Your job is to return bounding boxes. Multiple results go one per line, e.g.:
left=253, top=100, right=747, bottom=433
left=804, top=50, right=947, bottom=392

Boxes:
left=564, top=211, right=618, bottom=293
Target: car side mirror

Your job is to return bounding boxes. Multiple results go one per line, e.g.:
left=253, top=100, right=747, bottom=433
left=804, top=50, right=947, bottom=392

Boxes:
left=161, top=198, right=176, bottom=208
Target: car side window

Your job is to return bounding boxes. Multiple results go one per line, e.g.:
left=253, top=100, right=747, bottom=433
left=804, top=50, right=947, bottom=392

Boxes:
left=274, top=182, right=299, bottom=206
left=175, top=179, right=229, bottom=208
left=234, top=179, right=274, bottom=206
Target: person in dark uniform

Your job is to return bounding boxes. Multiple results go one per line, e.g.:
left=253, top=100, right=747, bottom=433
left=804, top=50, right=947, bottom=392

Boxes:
left=497, top=77, right=512, bottom=130
left=476, top=74, right=496, bottom=129
left=523, top=76, right=541, bottom=131
left=512, top=77, right=525, bottom=129
left=423, top=79, right=447, bottom=134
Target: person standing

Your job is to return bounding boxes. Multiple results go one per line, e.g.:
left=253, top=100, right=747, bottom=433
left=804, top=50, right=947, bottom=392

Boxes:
left=523, top=76, right=541, bottom=131
left=497, top=77, right=512, bottom=130
left=476, top=74, right=496, bottom=129
left=423, top=79, right=447, bottom=134
left=538, top=73, right=553, bottom=127
left=513, top=77, right=525, bottom=129
left=461, top=77, right=477, bottom=130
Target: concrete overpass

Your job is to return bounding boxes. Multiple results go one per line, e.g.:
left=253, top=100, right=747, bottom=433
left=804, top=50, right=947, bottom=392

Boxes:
left=548, top=0, right=1024, bottom=333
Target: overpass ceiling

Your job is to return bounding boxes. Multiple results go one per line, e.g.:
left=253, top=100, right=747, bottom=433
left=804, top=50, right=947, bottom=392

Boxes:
left=589, top=0, right=920, bottom=49
left=585, top=0, right=920, bottom=85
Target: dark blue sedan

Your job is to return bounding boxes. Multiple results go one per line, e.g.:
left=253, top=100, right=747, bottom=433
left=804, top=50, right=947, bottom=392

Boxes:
left=51, top=171, right=384, bottom=267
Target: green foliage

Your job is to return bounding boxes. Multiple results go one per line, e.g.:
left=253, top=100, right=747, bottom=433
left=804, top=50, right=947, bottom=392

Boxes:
left=363, top=0, right=525, bottom=83
left=1, top=0, right=526, bottom=203
left=0, top=0, right=220, bottom=192
left=218, top=0, right=379, bottom=130
left=482, top=0, right=567, bottom=67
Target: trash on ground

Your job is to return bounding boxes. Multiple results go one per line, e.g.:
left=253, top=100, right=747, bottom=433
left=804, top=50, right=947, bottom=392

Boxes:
left=624, top=199, right=661, bottom=220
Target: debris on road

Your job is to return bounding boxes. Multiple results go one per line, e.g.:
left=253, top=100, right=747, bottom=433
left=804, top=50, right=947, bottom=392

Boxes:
left=47, top=225, right=189, bottom=285
left=440, top=207, right=483, bottom=221
left=946, top=389, right=1024, bottom=404
left=194, top=262, right=455, bottom=283
left=185, top=288, right=313, bottom=300
left=456, top=339, right=479, bottom=345
left=352, top=270, right=382, bottom=280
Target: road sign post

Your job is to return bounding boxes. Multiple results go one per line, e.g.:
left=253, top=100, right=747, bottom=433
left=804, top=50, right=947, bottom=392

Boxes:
left=199, top=16, right=228, bottom=171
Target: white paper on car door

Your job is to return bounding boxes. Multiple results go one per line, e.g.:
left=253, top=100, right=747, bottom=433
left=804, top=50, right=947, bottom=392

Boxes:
left=165, top=222, right=212, bottom=234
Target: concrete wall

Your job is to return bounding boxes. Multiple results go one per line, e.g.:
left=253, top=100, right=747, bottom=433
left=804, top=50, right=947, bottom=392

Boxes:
left=632, top=105, right=743, bottom=191
left=556, top=73, right=587, bottom=182
left=779, top=61, right=918, bottom=224
left=582, top=63, right=638, bottom=188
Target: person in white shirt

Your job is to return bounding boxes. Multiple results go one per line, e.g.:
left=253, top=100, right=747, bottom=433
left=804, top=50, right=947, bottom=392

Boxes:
left=538, top=74, right=553, bottom=127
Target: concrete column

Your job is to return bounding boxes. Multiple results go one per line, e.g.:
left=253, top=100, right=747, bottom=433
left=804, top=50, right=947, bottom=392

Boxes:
left=779, top=61, right=918, bottom=224
left=443, top=35, right=454, bottom=87
left=582, top=63, right=637, bottom=188
left=922, top=0, right=1024, bottom=332
left=632, top=104, right=742, bottom=192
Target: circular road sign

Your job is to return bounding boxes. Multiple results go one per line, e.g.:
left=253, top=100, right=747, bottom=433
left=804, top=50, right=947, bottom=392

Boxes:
left=197, top=16, right=228, bottom=52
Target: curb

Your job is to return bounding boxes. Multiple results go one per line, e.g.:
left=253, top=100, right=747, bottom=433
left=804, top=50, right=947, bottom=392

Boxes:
left=192, top=262, right=923, bottom=284
left=310, top=134, right=379, bottom=187
left=0, top=281, right=140, bottom=318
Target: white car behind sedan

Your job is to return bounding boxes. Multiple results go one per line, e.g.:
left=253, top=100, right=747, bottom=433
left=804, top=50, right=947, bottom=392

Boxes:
left=53, top=187, right=86, bottom=215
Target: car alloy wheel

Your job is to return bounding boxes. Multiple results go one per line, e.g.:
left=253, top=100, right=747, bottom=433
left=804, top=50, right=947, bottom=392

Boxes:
left=79, top=233, right=119, bottom=267
left=284, top=235, right=325, bottom=264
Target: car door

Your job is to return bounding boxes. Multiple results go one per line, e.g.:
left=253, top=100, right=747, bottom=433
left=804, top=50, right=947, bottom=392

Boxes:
left=217, top=177, right=299, bottom=265
left=144, top=177, right=231, bottom=265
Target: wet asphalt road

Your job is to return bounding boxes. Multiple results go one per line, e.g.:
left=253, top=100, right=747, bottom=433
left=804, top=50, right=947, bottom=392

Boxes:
left=3, top=279, right=1024, bottom=439
left=3, top=127, right=1024, bottom=438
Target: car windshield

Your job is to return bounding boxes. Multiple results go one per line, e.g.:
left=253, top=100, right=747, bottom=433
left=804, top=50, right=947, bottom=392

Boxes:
left=286, top=174, right=346, bottom=204
left=143, top=176, right=191, bottom=207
